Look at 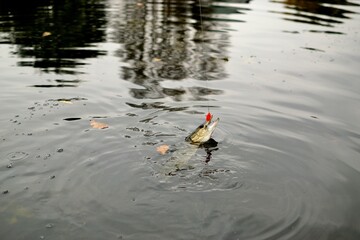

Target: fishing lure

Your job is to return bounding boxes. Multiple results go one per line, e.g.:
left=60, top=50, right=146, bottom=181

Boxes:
left=206, top=112, right=212, bottom=122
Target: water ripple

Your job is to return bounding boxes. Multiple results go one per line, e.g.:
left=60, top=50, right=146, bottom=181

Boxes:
left=6, top=151, right=29, bottom=161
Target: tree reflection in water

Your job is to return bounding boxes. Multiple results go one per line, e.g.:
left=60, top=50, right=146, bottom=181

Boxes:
left=0, top=0, right=358, bottom=87
left=111, top=0, right=252, bottom=101
left=0, top=0, right=107, bottom=75
left=272, top=0, right=358, bottom=27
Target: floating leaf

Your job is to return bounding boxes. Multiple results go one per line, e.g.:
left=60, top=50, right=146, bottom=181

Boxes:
left=156, top=145, right=169, bottom=155
left=42, top=32, right=52, bottom=37
left=152, top=57, right=162, bottom=62
left=90, top=120, right=109, bottom=129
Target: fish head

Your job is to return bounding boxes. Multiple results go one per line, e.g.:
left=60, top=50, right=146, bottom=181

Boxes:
left=186, top=117, right=219, bottom=144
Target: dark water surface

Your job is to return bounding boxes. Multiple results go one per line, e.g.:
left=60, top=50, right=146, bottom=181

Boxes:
left=1, top=0, right=360, bottom=239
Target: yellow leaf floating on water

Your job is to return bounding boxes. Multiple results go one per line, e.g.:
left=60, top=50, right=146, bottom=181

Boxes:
left=152, top=57, right=162, bottom=62
left=42, top=32, right=52, bottom=37
left=156, top=145, right=169, bottom=155
left=90, top=120, right=109, bottom=129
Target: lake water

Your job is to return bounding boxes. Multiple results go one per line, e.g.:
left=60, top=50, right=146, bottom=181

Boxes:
left=1, top=0, right=360, bottom=239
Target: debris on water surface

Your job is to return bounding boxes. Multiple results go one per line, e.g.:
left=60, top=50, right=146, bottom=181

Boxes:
left=156, top=145, right=169, bottom=155
left=58, top=100, right=73, bottom=104
left=59, top=100, right=73, bottom=104
left=126, top=113, right=138, bottom=117
left=3, top=190, right=9, bottom=194
left=90, top=120, right=109, bottom=129
left=57, top=148, right=64, bottom=153
left=51, top=97, right=87, bottom=103
left=152, top=57, right=162, bottom=62
left=7, top=163, right=13, bottom=168
left=42, top=32, right=51, bottom=37
left=45, top=223, right=54, bottom=229
left=50, top=175, right=55, bottom=179
left=126, top=127, right=140, bottom=132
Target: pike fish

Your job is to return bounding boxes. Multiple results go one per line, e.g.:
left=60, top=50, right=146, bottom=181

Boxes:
left=160, top=116, right=220, bottom=175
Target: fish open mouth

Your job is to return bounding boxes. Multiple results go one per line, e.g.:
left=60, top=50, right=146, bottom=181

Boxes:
left=207, top=118, right=219, bottom=135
